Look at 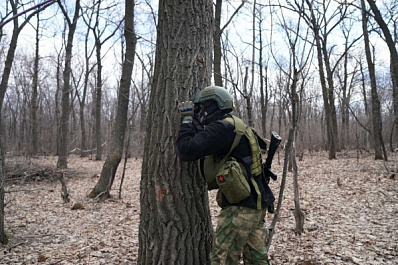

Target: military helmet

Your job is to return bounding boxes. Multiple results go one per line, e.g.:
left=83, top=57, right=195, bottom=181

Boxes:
left=193, top=86, right=234, bottom=111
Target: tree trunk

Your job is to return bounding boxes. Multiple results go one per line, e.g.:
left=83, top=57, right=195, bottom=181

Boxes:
left=366, top=0, right=398, bottom=150
left=305, top=0, right=336, bottom=159
left=213, top=0, right=245, bottom=87
left=55, top=51, right=62, bottom=156
left=243, top=67, right=253, bottom=127
left=0, top=137, right=6, bottom=244
left=291, top=68, right=304, bottom=235
left=213, top=0, right=223, bottom=86
left=138, top=0, right=213, bottom=263
left=292, top=144, right=304, bottom=234
left=95, top=41, right=103, bottom=160
left=359, top=56, right=371, bottom=150
left=321, top=42, right=340, bottom=152
left=0, top=9, right=20, bottom=112
left=266, top=126, right=292, bottom=250
left=361, top=0, right=387, bottom=160
left=57, top=0, right=80, bottom=169
left=31, top=12, right=40, bottom=156
left=89, top=0, right=136, bottom=199
left=258, top=8, right=268, bottom=137
left=79, top=18, right=93, bottom=158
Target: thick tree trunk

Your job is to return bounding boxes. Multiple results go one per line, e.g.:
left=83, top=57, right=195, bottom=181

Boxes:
left=361, top=0, right=386, bottom=160
left=89, top=0, right=136, bottom=199
left=57, top=0, right=80, bottom=169
left=138, top=0, right=213, bottom=263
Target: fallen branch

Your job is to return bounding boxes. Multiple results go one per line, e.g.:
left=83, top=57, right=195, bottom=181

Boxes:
left=7, top=240, right=27, bottom=251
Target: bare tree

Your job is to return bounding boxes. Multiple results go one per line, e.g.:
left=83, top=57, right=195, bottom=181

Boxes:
left=257, top=3, right=270, bottom=137
left=266, top=2, right=312, bottom=246
left=78, top=2, right=97, bottom=157
left=361, top=0, right=387, bottom=160
left=138, top=0, right=213, bottom=263
left=336, top=18, right=359, bottom=151
left=0, top=0, right=56, bottom=245
left=366, top=0, right=398, bottom=151
left=56, top=0, right=81, bottom=168
left=89, top=0, right=136, bottom=199
left=31, top=12, right=40, bottom=156
left=213, top=0, right=245, bottom=86
left=86, top=1, right=123, bottom=160
left=290, top=0, right=359, bottom=158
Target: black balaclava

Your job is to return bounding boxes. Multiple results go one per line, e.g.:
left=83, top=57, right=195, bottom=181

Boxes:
left=195, top=101, right=229, bottom=125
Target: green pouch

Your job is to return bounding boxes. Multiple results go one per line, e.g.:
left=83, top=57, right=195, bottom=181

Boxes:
left=216, top=158, right=251, bottom=203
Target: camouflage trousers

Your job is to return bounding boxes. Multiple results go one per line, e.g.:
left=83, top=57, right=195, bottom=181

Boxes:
left=210, top=206, right=269, bottom=265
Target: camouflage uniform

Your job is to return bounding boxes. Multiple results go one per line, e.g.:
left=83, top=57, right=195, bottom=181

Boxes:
left=210, top=206, right=269, bottom=265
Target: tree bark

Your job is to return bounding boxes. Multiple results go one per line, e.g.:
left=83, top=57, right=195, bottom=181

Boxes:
left=138, top=0, right=213, bottom=263
left=57, top=0, right=81, bottom=169
left=94, top=40, right=103, bottom=160
left=361, top=0, right=387, bottom=160
left=89, top=0, right=136, bottom=199
left=291, top=68, right=304, bottom=235
left=258, top=7, right=268, bottom=137
left=213, top=0, right=223, bottom=86
left=31, top=12, right=40, bottom=156
left=366, top=0, right=398, bottom=150
left=0, top=137, right=6, bottom=244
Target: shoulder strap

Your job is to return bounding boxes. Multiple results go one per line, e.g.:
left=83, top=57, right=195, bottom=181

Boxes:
left=228, top=116, right=263, bottom=210
left=223, top=115, right=245, bottom=155
left=211, top=116, right=244, bottom=174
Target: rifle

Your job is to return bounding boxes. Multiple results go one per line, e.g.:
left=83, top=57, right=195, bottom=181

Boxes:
left=263, top=131, right=282, bottom=181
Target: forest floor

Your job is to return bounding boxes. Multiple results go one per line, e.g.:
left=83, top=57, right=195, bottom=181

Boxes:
left=1, top=151, right=397, bottom=265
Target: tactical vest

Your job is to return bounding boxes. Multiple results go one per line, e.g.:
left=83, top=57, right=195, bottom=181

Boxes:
left=198, top=115, right=264, bottom=209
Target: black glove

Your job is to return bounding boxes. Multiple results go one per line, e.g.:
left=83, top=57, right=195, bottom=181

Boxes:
left=178, top=101, right=194, bottom=123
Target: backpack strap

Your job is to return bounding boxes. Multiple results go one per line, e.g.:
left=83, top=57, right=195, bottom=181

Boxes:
left=211, top=116, right=244, bottom=175
left=224, top=115, right=245, bottom=152
left=226, top=115, right=262, bottom=210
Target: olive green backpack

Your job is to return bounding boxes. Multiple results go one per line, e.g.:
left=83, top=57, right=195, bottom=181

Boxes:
left=198, top=115, right=263, bottom=208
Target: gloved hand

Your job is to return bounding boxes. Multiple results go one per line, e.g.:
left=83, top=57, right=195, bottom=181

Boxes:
left=178, top=101, right=194, bottom=123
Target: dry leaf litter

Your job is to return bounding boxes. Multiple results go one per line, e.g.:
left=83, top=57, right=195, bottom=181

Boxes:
left=1, top=152, right=397, bottom=264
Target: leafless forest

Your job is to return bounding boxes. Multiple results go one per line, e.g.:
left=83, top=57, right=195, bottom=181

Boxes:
left=1, top=153, right=398, bottom=264
left=1, top=0, right=397, bottom=263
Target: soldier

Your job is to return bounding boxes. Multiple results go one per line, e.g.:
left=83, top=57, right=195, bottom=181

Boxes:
left=177, top=86, right=274, bottom=264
